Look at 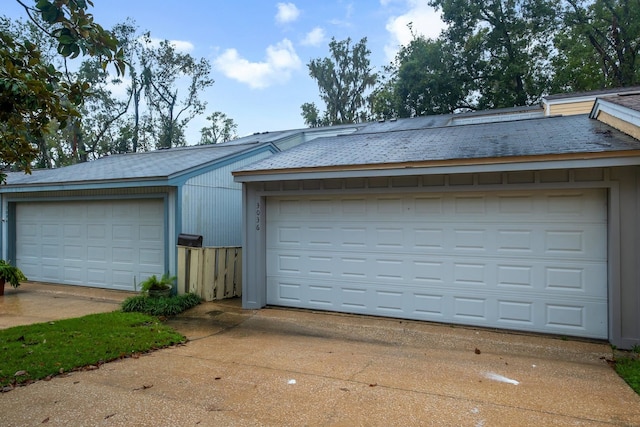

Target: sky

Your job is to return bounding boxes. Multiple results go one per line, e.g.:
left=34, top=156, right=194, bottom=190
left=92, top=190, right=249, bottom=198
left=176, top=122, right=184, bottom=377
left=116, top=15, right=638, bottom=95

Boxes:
left=3, top=0, right=447, bottom=142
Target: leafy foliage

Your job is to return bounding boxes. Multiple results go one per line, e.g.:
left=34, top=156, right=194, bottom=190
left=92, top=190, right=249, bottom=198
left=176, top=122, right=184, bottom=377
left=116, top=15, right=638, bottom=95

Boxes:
left=553, top=0, right=640, bottom=91
left=2, top=9, right=223, bottom=172
left=302, top=37, right=377, bottom=126
left=372, top=32, right=474, bottom=119
left=370, top=0, right=639, bottom=118
left=428, top=0, right=558, bottom=109
left=0, top=0, right=125, bottom=180
left=121, top=293, right=202, bottom=317
left=0, top=260, right=27, bottom=288
left=139, top=273, right=176, bottom=292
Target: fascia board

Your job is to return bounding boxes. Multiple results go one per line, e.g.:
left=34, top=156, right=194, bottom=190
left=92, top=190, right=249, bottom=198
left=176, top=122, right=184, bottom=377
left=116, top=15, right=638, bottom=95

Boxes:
left=0, top=178, right=172, bottom=193
left=234, top=155, right=640, bottom=183
left=544, top=95, right=599, bottom=106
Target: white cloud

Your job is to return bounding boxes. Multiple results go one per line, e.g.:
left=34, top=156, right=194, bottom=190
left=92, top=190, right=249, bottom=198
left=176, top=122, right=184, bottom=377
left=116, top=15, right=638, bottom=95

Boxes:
left=384, top=0, right=446, bottom=61
left=276, top=2, right=300, bottom=24
left=214, top=39, right=302, bottom=89
left=301, top=27, right=326, bottom=47
left=142, top=36, right=194, bottom=53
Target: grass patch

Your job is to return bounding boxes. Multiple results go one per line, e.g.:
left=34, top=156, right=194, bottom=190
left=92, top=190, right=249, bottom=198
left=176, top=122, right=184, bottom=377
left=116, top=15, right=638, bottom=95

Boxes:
left=610, top=344, right=640, bottom=395
left=121, top=293, right=202, bottom=316
left=615, top=357, right=640, bottom=395
left=0, top=311, right=184, bottom=389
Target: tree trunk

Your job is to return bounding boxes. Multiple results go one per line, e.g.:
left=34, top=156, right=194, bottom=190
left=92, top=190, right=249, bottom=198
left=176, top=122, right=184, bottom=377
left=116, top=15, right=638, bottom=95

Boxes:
left=0, top=278, right=5, bottom=296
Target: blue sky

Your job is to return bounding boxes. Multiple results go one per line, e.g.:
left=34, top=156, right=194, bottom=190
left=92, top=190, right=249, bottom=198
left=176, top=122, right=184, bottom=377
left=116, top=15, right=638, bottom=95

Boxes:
left=4, top=0, right=446, bottom=141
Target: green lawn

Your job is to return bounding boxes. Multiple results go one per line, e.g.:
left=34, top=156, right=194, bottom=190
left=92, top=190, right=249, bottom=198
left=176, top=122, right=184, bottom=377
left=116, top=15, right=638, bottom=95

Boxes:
left=0, top=311, right=185, bottom=389
left=616, top=357, right=640, bottom=395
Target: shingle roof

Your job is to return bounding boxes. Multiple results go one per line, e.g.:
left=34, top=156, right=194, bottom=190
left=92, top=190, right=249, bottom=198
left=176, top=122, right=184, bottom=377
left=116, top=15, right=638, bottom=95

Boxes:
left=544, top=86, right=640, bottom=101
left=603, top=94, right=640, bottom=112
left=234, top=115, right=640, bottom=174
left=220, top=122, right=363, bottom=146
left=357, top=106, right=544, bottom=134
left=5, top=142, right=261, bottom=186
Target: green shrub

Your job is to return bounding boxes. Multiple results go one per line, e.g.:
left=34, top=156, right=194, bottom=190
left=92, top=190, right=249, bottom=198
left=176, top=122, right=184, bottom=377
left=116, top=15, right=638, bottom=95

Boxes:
left=121, top=293, right=201, bottom=316
left=140, top=273, right=175, bottom=292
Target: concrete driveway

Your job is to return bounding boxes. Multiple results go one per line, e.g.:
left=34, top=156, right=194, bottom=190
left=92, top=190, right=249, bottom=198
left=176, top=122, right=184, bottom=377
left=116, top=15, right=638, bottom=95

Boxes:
left=1, top=282, right=639, bottom=426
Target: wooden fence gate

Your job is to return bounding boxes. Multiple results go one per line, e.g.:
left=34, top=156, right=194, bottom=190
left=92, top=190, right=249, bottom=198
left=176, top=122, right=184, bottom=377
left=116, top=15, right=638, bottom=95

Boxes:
left=177, top=246, right=242, bottom=301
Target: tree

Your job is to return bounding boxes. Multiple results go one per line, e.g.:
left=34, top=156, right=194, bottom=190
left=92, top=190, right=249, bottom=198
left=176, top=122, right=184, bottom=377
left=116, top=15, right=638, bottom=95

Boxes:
left=72, top=57, right=131, bottom=161
left=371, top=31, right=475, bottom=119
left=199, top=111, right=238, bottom=144
left=112, top=20, right=145, bottom=153
left=140, top=34, right=214, bottom=148
left=301, top=37, right=377, bottom=126
left=300, top=102, right=326, bottom=128
left=0, top=0, right=125, bottom=180
left=429, top=0, right=558, bottom=109
left=553, top=0, right=640, bottom=91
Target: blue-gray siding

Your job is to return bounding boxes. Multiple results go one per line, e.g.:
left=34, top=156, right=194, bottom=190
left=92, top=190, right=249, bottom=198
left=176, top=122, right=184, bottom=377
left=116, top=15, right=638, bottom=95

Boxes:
left=181, top=150, right=274, bottom=246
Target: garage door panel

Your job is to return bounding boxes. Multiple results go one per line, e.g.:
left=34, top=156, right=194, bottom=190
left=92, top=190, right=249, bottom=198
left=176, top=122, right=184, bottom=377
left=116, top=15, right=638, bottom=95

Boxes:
left=42, top=224, right=61, bottom=239
left=16, top=200, right=164, bottom=290
left=139, top=248, right=163, bottom=266
left=41, top=264, right=61, bottom=281
left=88, top=224, right=107, bottom=239
left=496, top=299, right=534, bottom=325
left=272, top=249, right=606, bottom=298
left=87, top=268, right=107, bottom=287
left=87, top=246, right=107, bottom=261
left=139, top=225, right=163, bottom=242
left=63, top=265, right=84, bottom=284
left=112, top=270, right=134, bottom=288
left=270, top=220, right=605, bottom=261
left=112, top=247, right=134, bottom=263
left=113, top=225, right=133, bottom=241
left=139, top=201, right=163, bottom=217
left=267, top=190, right=608, bottom=339
left=271, top=275, right=608, bottom=337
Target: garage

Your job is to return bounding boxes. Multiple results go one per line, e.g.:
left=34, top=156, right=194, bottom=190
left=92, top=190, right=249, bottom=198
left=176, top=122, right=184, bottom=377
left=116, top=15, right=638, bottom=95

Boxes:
left=1, top=140, right=281, bottom=291
left=266, top=189, right=608, bottom=338
left=15, top=199, right=164, bottom=290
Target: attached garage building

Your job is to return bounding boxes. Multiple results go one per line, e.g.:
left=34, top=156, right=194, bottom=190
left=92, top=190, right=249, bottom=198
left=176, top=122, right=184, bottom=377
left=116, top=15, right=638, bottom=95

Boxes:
left=235, top=110, right=640, bottom=349
left=1, top=142, right=278, bottom=290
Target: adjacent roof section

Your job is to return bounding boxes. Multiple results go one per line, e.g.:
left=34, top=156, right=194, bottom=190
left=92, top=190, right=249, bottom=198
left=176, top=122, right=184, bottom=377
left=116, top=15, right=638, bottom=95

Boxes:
left=542, top=87, right=640, bottom=116
left=603, top=94, right=640, bottom=112
left=4, top=142, right=270, bottom=189
left=591, top=94, right=640, bottom=141
left=220, top=122, right=363, bottom=147
left=544, top=86, right=640, bottom=101
left=234, top=114, right=640, bottom=179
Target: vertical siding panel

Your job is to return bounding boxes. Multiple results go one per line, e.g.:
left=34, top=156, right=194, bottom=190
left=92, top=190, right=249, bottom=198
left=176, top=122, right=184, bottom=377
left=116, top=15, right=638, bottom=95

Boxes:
left=182, top=151, right=273, bottom=246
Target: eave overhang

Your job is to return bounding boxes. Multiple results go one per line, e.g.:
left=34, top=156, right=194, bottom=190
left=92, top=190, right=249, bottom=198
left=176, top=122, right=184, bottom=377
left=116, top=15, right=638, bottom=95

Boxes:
left=233, top=151, right=640, bottom=183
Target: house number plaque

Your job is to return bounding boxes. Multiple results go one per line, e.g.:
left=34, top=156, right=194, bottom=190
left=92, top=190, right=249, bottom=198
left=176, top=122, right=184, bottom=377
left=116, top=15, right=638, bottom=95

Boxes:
left=256, top=201, right=261, bottom=231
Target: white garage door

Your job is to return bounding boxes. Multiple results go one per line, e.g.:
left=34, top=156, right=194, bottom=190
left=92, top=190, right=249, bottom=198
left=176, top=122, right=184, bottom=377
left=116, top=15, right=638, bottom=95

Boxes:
left=267, top=189, right=608, bottom=339
left=16, top=199, right=165, bottom=290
